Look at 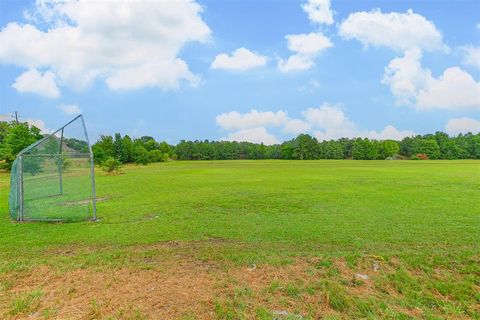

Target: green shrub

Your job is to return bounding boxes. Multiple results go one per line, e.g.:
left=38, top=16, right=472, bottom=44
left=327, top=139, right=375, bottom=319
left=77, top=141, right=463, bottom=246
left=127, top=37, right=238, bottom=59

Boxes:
left=134, top=146, right=150, bottom=165
left=148, top=149, right=168, bottom=162
left=102, top=157, right=122, bottom=173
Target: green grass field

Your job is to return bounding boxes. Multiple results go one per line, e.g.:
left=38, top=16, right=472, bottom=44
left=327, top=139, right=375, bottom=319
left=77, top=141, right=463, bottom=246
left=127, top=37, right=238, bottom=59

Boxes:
left=0, top=160, right=479, bottom=319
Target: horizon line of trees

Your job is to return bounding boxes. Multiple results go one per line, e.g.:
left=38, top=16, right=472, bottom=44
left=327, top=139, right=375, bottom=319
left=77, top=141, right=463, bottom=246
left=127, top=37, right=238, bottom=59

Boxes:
left=1, top=119, right=479, bottom=172
left=93, top=131, right=480, bottom=165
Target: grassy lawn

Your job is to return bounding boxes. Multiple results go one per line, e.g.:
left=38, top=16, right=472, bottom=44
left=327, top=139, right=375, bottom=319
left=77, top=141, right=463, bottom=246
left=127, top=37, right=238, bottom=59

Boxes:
left=0, top=160, right=479, bottom=319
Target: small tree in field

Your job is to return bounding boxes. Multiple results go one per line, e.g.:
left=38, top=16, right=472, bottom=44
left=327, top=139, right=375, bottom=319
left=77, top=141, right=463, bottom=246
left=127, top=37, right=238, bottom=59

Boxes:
left=102, top=157, right=122, bottom=173
left=134, top=146, right=150, bottom=165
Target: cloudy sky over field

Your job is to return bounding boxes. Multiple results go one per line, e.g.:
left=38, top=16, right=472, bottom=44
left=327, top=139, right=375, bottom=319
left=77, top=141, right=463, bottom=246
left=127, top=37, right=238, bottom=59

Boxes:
left=0, top=0, right=479, bottom=143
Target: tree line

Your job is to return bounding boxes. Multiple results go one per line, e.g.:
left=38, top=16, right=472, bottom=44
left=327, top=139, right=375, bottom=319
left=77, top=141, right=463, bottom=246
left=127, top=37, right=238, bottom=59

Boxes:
left=173, top=132, right=480, bottom=161
left=1, top=119, right=479, bottom=172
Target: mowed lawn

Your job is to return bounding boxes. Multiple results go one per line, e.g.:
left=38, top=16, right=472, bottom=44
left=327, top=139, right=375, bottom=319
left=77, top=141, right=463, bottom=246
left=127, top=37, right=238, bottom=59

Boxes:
left=0, top=160, right=479, bottom=319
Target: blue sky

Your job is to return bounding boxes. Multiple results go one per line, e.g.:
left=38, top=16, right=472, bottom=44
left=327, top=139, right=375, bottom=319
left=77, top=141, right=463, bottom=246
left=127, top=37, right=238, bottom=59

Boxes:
left=0, top=0, right=479, bottom=144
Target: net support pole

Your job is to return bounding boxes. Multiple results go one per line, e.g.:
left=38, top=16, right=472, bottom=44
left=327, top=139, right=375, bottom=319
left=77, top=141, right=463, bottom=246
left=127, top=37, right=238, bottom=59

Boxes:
left=18, top=156, right=24, bottom=221
left=80, top=115, right=97, bottom=220
left=58, top=128, right=64, bottom=195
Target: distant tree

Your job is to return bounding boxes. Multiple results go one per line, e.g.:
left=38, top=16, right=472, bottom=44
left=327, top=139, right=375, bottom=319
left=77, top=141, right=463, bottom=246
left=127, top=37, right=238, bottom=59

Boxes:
left=144, top=139, right=158, bottom=152
left=319, top=140, right=343, bottom=159
left=134, top=145, right=150, bottom=165
left=139, top=136, right=155, bottom=144
left=399, top=136, right=414, bottom=157
left=0, top=122, right=43, bottom=170
left=352, top=138, right=379, bottom=160
left=411, top=137, right=441, bottom=159
left=158, top=141, right=174, bottom=157
left=148, top=149, right=168, bottom=162
left=467, top=134, right=480, bottom=159
left=338, top=138, right=354, bottom=159
left=0, top=121, right=12, bottom=144
left=382, top=140, right=400, bottom=158
left=280, top=141, right=295, bottom=160
left=293, top=134, right=319, bottom=160
left=64, top=138, right=89, bottom=153
left=113, top=133, right=126, bottom=162
left=92, top=135, right=115, bottom=164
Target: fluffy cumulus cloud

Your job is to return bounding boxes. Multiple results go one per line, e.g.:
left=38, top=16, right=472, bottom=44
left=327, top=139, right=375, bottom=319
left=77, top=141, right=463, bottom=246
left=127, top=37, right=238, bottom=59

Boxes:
left=278, top=32, right=333, bottom=72
left=216, top=104, right=415, bottom=144
left=57, top=104, right=81, bottom=115
left=211, top=47, right=268, bottom=71
left=12, top=69, right=60, bottom=98
left=339, top=8, right=480, bottom=110
left=301, top=0, right=334, bottom=25
left=339, top=9, right=446, bottom=52
left=216, top=110, right=288, bottom=131
left=445, top=118, right=480, bottom=135
left=223, top=127, right=279, bottom=145
left=282, top=119, right=311, bottom=135
left=304, top=104, right=415, bottom=141
left=460, top=46, right=480, bottom=69
left=0, top=0, right=211, bottom=95
left=383, top=49, right=480, bottom=109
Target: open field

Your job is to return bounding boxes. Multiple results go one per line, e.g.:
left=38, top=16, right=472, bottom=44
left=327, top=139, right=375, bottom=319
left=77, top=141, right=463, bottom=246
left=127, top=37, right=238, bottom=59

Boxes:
left=0, top=160, right=479, bottom=319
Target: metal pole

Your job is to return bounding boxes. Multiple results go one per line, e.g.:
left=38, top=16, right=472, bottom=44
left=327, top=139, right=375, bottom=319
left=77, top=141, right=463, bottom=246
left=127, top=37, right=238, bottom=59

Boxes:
left=18, top=156, right=24, bottom=221
left=80, top=115, right=97, bottom=220
left=58, top=128, right=64, bottom=195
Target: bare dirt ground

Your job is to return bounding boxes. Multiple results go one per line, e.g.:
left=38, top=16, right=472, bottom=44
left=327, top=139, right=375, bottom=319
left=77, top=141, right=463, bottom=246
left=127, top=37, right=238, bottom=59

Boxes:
left=1, top=256, right=353, bottom=319
left=1, top=242, right=474, bottom=319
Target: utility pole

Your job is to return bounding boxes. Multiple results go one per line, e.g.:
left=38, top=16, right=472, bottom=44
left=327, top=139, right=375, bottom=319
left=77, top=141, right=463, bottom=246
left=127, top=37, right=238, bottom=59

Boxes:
left=14, top=111, right=19, bottom=123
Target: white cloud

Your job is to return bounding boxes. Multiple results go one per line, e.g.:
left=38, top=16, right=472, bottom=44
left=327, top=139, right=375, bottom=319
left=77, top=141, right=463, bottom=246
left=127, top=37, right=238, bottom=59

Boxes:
left=383, top=49, right=480, bottom=110
left=0, top=0, right=211, bottom=93
left=26, top=118, right=50, bottom=133
left=216, top=104, right=414, bottom=143
left=12, top=69, right=60, bottom=98
left=303, top=104, right=354, bottom=129
left=303, top=104, right=414, bottom=141
left=302, top=0, right=334, bottom=25
left=211, top=47, right=267, bottom=71
left=216, top=110, right=288, bottom=131
left=445, top=118, right=480, bottom=135
left=278, top=32, right=333, bottom=72
left=339, top=9, right=446, bottom=52
left=382, top=49, right=431, bottom=106
left=416, top=68, right=480, bottom=109
left=278, top=55, right=316, bottom=73
left=364, top=125, right=416, bottom=140
left=460, top=46, right=480, bottom=70
left=57, top=104, right=80, bottom=115
left=298, top=79, right=320, bottom=92
left=283, top=119, right=311, bottom=135
left=285, top=32, right=333, bottom=55
left=223, top=127, right=279, bottom=145
left=306, top=104, right=359, bottom=140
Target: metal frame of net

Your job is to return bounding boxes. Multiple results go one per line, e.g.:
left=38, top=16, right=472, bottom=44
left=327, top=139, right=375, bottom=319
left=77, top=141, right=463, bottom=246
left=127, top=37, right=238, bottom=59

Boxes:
left=9, top=115, right=97, bottom=222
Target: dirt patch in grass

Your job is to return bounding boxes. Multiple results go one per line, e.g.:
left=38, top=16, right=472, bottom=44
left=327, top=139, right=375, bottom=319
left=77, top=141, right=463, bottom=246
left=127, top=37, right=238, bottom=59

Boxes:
left=62, top=197, right=109, bottom=206
left=1, top=244, right=477, bottom=319
left=1, top=257, right=361, bottom=319
left=3, top=261, right=217, bottom=319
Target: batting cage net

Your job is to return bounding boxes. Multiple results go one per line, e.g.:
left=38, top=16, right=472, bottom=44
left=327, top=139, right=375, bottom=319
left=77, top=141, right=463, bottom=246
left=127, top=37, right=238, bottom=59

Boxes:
left=9, top=115, right=96, bottom=222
